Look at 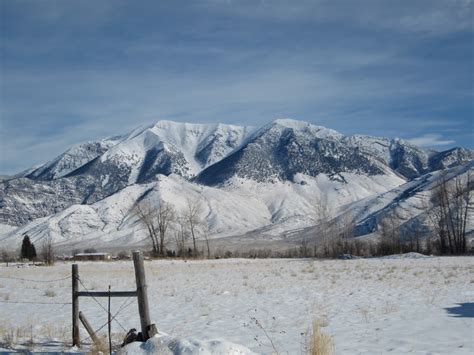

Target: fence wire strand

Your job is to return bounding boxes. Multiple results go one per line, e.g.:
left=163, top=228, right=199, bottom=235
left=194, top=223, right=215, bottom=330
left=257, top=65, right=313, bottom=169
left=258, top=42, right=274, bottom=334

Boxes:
left=77, top=277, right=109, bottom=314
left=0, top=274, right=70, bottom=307
left=77, top=276, right=135, bottom=333
left=0, top=300, right=71, bottom=305
left=81, top=297, right=137, bottom=345
left=0, top=275, right=70, bottom=283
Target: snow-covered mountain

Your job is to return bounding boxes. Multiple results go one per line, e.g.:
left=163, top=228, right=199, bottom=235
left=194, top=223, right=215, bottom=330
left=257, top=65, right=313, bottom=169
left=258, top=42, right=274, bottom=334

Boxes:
left=26, top=136, right=123, bottom=180
left=0, top=118, right=472, bottom=250
left=1, top=121, right=256, bottom=226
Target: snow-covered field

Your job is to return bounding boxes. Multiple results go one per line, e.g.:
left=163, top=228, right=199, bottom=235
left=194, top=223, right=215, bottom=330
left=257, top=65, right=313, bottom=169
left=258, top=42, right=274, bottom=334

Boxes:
left=0, top=256, right=473, bottom=354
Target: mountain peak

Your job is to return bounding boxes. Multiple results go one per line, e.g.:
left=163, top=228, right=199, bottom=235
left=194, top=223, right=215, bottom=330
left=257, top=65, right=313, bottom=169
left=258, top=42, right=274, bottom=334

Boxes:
left=269, top=118, right=343, bottom=140
left=272, top=118, right=320, bottom=129
left=152, top=119, right=249, bottom=132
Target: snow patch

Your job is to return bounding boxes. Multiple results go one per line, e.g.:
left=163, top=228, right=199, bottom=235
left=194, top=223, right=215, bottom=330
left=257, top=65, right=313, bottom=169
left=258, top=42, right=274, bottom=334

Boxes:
left=380, top=252, right=431, bottom=259
left=120, top=334, right=257, bottom=355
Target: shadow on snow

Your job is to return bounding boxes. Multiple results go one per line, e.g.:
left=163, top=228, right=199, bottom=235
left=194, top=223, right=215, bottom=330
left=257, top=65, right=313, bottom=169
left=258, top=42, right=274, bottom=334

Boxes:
left=445, top=303, right=474, bottom=318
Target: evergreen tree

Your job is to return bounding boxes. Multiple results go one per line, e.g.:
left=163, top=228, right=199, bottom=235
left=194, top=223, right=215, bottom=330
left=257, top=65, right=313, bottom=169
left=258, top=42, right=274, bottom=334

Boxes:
left=20, top=235, right=37, bottom=260
left=21, top=235, right=31, bottom=259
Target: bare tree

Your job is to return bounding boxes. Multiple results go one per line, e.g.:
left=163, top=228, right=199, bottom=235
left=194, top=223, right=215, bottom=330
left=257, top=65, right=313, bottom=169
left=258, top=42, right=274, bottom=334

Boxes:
left=174, top=212, right=188, bottom=257
left=203, top=231, right=211, bottom=259
left=378, top=211, right=402, bottom=255
left=134, top=200, right=159, bottom=255
left=338, top=212, right=355, bottom=255
left=313, top=196, right=333, bottom=257
left=299, top=237, right=312, bottom=257
left=41, top=236, right=55, bottom=265
left=1, top=249, right=15, bottom=264
left=1, top=249, right=8, bottom=262
left=134, top=199, right=175, bottom=256
left=201, top=222, right=212, bottom=259
left=404, top=219, right=424, bottom=254
left=157, top=201, right=175, bottom=256
left=312, top=195, right=357, bottom=258
left=184, top=198, right=202, bottom=256
left=350, top=238, right=368, bottom=257
left=429, top=171, right=472, bottom=255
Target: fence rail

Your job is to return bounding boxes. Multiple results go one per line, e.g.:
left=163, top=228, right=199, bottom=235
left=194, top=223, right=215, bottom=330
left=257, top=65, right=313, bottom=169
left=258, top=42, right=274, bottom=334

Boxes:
left=76, top=291, right=137, bottom=298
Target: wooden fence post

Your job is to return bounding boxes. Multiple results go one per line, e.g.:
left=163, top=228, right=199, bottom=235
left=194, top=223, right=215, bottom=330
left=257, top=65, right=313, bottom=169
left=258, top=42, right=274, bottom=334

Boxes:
left=132, top=251, right=157, bottom=341
left=79, top=311, right=100, bottom=345
left=72, top=264, right=80, bottom=347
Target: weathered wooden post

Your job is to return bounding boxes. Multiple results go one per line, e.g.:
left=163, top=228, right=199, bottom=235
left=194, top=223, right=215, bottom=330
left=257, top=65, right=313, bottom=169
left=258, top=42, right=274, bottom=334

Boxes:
left=79, top=311, right=100, bottom=345
left=132, top=251, right=157, bottom=341
left=72, top=264, right=80, bottom=347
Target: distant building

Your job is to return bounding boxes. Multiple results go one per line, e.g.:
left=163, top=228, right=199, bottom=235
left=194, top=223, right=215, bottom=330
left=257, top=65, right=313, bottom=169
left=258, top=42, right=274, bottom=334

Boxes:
left=74, top=252, right=111, bottom=261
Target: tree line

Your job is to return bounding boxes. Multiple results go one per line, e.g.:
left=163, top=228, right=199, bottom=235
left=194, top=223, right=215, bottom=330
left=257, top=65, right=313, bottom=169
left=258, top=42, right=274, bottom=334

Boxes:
left=134, top=197, right=210, bottom=258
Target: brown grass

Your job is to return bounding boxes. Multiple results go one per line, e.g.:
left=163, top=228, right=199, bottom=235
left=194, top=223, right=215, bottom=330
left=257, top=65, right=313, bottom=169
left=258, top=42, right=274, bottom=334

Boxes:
left=307, top=320, right=334, bottom=355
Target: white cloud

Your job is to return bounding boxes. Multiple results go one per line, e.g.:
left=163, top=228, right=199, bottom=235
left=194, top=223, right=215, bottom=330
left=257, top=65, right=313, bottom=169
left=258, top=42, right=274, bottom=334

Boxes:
left=407, top=133, right=455, bottom=147
left=204, top=0, right=474, bottom=35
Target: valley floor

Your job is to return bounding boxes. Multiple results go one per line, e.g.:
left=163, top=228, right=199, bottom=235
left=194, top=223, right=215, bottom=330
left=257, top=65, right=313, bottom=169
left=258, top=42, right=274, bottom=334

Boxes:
left=0, top=256, right=473, bottom=354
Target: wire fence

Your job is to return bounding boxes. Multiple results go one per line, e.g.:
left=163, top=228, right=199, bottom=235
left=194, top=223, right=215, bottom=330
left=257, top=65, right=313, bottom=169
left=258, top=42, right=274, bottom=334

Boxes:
left=1, top=261, right=278, bottom=353
left=80, top=297, right=137, bottom=345
left=0, top=269, right=136, bottom=349
left=77, top=276, right=134, bottom=334
left=0, top=273, right=71, bottom=306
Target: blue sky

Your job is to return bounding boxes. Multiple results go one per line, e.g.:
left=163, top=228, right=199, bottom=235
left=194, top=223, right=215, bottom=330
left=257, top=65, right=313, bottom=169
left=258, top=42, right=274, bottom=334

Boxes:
left=1, top=0, right=473, bottom=175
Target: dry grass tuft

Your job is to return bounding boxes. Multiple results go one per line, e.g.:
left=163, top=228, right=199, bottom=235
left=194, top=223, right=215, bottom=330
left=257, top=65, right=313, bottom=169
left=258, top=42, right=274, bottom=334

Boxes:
left=0, top=325, right=16, bottom=349
left=43, top=289, right=56, bottom=297
left=306, top=320, right=334, bottom=355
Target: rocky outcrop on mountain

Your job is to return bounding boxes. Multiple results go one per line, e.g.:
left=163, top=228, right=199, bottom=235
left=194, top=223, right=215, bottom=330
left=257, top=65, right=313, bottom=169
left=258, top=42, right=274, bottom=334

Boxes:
left=196, top=120, right=389, bottom=185
left=343, top=136, right=473, bottom=179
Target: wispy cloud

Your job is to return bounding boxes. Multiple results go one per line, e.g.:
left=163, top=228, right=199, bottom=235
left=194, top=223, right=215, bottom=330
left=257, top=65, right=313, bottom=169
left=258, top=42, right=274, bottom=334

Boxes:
left=202, top=0, right=474, bottom=35
left=407, top=134, right=456, bottom=147
left=1, top=0, right=472, bottom=174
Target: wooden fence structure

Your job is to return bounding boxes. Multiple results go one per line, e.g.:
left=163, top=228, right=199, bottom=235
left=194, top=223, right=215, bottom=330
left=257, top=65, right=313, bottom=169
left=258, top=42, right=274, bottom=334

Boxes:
left=72, top=251, right=157, bottom=348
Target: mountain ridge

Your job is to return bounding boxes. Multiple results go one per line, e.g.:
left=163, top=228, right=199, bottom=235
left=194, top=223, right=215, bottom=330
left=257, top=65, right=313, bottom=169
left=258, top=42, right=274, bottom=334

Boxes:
left=0, top=118, right=472, bottom=250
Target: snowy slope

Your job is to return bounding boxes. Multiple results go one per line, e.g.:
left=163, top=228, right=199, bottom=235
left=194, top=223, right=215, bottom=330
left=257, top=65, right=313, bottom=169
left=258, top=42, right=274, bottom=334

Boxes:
left=0, top=170, right=406, bottom=250
left=293, top=161, right=474, bottom=244
left=352, top=161, right=474, bottom=238
left=0, top=175, right=270, bottom=249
